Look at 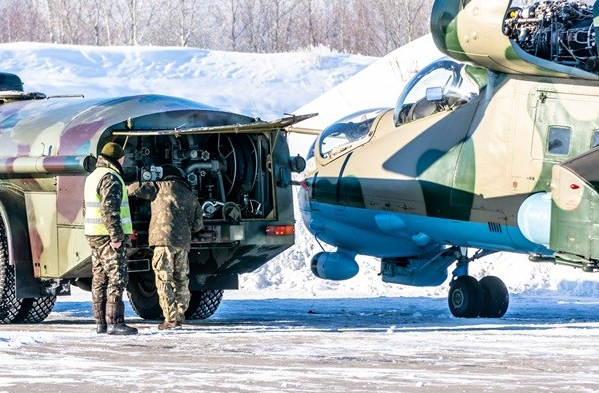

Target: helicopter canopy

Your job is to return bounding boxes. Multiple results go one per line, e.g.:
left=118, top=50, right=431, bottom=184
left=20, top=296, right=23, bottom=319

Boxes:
left=393, top=58, right=487, bottom=126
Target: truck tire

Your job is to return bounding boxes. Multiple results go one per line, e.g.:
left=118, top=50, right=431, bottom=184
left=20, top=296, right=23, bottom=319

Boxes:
left=12, top=296, right=57, bottom=323
left=126, top=271, right=162, bottom=320
left=185, top=289, right=224, bottom=320
left=0, top=216, right=22, bottom=324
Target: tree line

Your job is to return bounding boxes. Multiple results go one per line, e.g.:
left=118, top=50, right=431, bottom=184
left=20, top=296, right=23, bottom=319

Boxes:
left=0, top=0, right=433, bottom=57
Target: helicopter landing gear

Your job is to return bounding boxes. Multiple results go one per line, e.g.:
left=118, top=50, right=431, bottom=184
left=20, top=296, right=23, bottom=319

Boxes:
left=447, top=249, right=509, bottom=318
left=448, top=275, right=509, bottom=318
left=478, top=276, right=509, bottom=318
left=448, top=276, right=483, bottom=318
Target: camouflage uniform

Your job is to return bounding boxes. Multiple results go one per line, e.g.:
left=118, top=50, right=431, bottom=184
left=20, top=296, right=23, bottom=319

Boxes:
left=128, top=173, right=203, bottom=326
left=87, top=235, right=128, bottom=304
left=86, top=155, right=131, bottom=303
left=85, top=152, right=137, bottom=335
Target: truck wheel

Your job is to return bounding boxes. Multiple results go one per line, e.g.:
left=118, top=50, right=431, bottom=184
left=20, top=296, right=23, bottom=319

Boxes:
left=185, top=289, right=224, bottom=320
left=0, top=216, right=22, bottom=324
left=11, top=296, right=57, bottom=323
left=126, top=271, right=162, bottom=320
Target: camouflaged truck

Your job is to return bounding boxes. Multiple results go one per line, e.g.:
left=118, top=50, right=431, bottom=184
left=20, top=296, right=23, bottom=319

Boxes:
left=0, top=72, right=310, bottom=323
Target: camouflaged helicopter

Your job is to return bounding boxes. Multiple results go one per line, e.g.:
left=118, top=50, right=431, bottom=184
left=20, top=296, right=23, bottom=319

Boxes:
left=298, top=0, right=599, bottom=318
left=0, top=72, right=311, bottom=324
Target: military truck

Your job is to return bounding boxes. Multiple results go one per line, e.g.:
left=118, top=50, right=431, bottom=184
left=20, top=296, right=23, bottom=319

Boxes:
left=0, top=72, right=310, bottom=323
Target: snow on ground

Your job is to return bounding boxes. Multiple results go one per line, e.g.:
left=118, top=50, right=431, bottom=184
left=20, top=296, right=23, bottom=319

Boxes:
left=2, top=38, right=599, bottom=393
left=1, top=292, right=599, bottom=393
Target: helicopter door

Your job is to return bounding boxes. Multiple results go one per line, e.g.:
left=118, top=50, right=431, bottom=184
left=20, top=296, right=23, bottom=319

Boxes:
left=510, top=90, right=599, bottom=196
left=531, top=91, right=599, bottom=164
left=551, top=152, right=599, bottom=263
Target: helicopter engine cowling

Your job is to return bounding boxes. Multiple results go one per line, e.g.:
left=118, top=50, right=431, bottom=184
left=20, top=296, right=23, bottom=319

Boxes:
left=430, top=0, right=599, bottom=80
left=310, top=252, right=359, bottom=281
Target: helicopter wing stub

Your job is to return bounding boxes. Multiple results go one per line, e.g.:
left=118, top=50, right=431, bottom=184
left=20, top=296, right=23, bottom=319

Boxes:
left=111, top=113, right=318, bottom=137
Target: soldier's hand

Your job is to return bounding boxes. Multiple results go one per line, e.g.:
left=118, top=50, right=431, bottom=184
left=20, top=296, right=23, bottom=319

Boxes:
left=110, top=241, right=122, bottom=250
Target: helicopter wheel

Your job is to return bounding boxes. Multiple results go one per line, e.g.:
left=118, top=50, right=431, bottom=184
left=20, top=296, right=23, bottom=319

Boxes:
left=448, top=276, right=483, bottom=318
left=478, top=276, right=509, bottom=318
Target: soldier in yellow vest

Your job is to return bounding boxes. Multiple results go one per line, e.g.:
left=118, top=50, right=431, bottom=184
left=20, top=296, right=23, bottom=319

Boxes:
left=84, top=142, right=138, bottom=335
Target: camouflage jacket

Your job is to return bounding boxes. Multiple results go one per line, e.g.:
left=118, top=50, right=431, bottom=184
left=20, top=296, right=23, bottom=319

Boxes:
left=128, top=178, right=203, bottom=250
left=88, top=155, right=128, bottom=243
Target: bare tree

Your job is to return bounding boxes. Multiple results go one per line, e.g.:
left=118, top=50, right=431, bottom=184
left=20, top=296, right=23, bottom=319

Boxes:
left=269, top=0, right=299, bottom=52
left=79, top=0, right=115, bottom=46
left=39, top=0, right=88, bottom=44
left=0, top=0, right=47, bottom=43
left=147, top=0, right=208, bottom=47
left=0, top=0, right=434, bottom=55
left=118, top=0, right=158, bottom=45
left=212, top=0, right=251, bottom=51
left=372, top=0, right=432, bottom=55
left=175, top=0, right=202, bottom=47
left=304, top=0, right=325, bottom=48
left=242, top=0, right=261, bottom=52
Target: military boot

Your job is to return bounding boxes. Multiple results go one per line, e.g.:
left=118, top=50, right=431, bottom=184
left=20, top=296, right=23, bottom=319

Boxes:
left=105, top=301, right=138, bottom=335
left=92, top=301, right=107, bottom=334
left=158, top=321, right=181, bottom=330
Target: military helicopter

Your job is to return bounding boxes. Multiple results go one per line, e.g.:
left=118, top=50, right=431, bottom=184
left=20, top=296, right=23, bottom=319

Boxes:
left=298, top=0, right=599, bottom=318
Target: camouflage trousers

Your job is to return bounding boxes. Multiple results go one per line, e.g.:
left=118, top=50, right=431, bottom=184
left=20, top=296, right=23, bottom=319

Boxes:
left=87, top=236, right=129, bottom=303
left=152, top=245, right=190, bottom=323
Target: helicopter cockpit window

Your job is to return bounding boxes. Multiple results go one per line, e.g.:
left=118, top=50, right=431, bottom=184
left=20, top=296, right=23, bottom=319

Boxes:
left=393, top=58, right=486, bottom=126
left=318, top=108, right=388, bottom=158
left=547, top=126, right=571, bottom=155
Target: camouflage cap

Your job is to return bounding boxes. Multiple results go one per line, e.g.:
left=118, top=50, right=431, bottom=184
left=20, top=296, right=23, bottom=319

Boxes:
left=101, top=142, right=125, bottom=160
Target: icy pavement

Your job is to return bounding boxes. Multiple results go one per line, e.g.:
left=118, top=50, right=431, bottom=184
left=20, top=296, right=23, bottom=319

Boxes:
left=0, top=294, right=598, bottom=393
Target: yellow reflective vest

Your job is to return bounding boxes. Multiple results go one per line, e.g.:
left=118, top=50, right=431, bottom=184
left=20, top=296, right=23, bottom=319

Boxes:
left=84, top=167, right=133, bottom=236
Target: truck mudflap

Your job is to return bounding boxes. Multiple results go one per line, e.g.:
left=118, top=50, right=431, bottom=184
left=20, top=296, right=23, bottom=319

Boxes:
left=0, top=190, right=69, bottom=298
left=550, top=149, right=599, bottom=270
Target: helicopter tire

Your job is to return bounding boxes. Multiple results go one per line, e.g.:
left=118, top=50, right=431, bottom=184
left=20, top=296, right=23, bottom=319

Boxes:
left=0, top=214, right=22, bottom=324
left=11, top=295, right=57, bottom=323
left=478, top=275, right=509, bottom=318
left=185, top=289, right=224, bottom=320
left=448, top=275, right=484, bottom=318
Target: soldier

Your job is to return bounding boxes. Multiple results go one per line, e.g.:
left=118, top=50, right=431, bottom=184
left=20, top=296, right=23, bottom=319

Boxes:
left=84, top=142, right=138, bottom=335
left=128, top=165, right=203, bottom=330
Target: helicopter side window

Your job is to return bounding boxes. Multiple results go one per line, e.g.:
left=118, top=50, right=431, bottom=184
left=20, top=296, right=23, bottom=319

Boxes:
left=591, top=130, right=599, bottom=149
left=547, top=126, right=571, bottom=155
left=394, top=58, right=486, bottom=126
left=318, top=108, right=388, bottom=158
